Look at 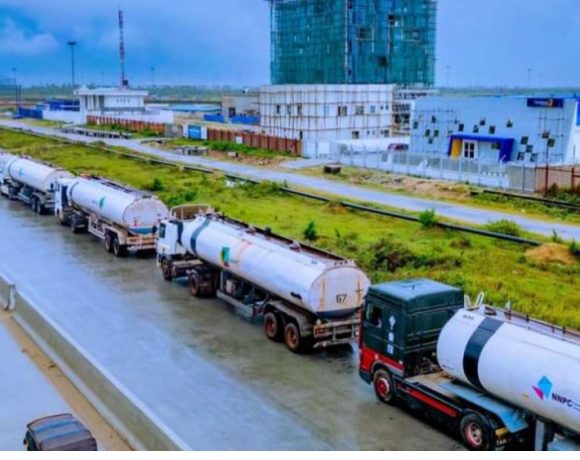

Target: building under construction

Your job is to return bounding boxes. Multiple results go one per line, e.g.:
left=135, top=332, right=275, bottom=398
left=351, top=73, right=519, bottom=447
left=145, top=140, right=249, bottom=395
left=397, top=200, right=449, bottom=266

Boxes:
left=269, top=0, right=437, bottom=86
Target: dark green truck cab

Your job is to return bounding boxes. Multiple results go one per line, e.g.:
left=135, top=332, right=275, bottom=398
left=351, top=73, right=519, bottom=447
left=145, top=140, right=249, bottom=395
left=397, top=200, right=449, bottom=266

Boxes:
left=359, top=279, right=463, bottom=382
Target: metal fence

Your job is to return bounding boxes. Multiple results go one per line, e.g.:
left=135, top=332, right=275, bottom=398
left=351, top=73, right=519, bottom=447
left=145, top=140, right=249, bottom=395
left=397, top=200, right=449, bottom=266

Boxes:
left=332, top=146, right=539, bottom=192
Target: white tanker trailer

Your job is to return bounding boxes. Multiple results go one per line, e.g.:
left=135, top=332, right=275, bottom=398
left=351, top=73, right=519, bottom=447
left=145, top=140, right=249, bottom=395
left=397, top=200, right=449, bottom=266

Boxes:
left=0, top=155, right=73, bottom=214
left=55, top=176, right=169, bottom=257
left=157, top=205, right=371, bottom=353
left=359, top=279, right=580, bottom=451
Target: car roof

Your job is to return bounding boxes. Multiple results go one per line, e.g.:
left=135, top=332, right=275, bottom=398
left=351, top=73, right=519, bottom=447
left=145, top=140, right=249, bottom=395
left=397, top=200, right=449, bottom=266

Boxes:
left=27, top=414, right=97, bottom=451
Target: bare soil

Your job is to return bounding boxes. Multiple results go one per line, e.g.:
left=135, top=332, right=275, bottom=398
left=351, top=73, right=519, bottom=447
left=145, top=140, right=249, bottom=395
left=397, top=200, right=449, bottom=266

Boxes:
left=526, top=243, right=577, bottom=266
left=0, top=310, right=131, bottom=451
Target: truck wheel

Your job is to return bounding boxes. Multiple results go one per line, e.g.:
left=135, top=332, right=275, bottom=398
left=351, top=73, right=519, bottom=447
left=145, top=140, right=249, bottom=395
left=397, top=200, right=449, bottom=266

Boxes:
left=30, top=197, right=38, bottom=213
left=112, top=237, right=128, bottom=258
left=70, top=218, right=80, bottom=234
left=104, top=233, right=114, bottom=253
left=161, top=259, right=173, bottom=281
left=36, top=201, right=45, bottom=215
left=460, top=413, right=496, bottom=451
left=264, top=312, right=283, bottom=342
left=188, top=272, right=201, bottom=297
left=284, top=322, right=311, bottom=353
left=373, top=369, right=397, bottom=405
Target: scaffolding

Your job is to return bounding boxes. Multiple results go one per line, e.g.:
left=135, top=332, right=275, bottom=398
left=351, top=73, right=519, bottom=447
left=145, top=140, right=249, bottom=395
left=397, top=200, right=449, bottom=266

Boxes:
left=269, top=0, right=437, bottom=86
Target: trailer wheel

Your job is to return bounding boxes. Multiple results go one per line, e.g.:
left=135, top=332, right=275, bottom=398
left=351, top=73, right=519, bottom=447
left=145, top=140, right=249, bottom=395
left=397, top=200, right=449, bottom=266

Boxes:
left=70, top=217, right=80, bottom=234
left=112, top=237, right=128, bottom=258
left=104, top=233, right=114, bottom=253
left=36, top=201, right=44, bottom=215
left=188, top=272, right=201, bottom=297
left=264, top=312, right=283, bottom=342
left=373, top=369, right=397, bottom=405
left=30, top=197, right=38, bottom=214
left=161, top=259, right=173, bottom=281
left=460, top=413, right=496, bottom=451
left=284, top=321, right=311, bottom=353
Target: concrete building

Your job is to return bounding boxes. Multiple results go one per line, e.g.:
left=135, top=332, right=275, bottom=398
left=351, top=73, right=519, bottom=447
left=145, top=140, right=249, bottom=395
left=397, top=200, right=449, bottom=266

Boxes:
left=269, top=0, right=437, bottom=87
left=74, top=87, right=173, bottom=124
left=260, top=84, right=395, bottom=156
left=221, top=92, right=260, bottom=119
left=410, top=95, right=580, bottom=165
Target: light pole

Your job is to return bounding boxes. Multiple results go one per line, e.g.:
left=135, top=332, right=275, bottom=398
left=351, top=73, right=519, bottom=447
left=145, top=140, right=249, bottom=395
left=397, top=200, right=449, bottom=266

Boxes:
left=150, top=66, right=156, bottom=87
left=67, top=41, right=78, bottom=89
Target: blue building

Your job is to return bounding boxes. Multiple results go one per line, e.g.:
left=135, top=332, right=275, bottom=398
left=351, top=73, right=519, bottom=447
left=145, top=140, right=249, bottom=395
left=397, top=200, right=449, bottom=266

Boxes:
left=409, top=95, right=580, bottom=165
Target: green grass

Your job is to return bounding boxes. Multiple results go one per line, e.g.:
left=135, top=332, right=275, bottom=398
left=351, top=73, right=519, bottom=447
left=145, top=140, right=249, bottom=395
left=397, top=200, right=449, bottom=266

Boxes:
left=160, top=138, right=294, bottom=159
left=1, top=127, right=579, bottom=328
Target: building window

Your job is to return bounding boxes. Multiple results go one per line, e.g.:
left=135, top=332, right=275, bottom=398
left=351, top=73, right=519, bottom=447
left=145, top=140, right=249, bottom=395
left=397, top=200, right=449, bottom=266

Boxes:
left=463, top=141, right=477, bottom=159
left=287, top=105, right=292, bottom=116
left=473, top=125, right=479, bottom=133
left=507, top=119, right=514, bottom=128
left=491, top=142, right=501, bottom=150
left=526, top=145, right=534, bottom=153
left=412, top=121, right=419, bottom=129
left=489, top=126, right=496, bottom=135
left=458, top=123, right=464, bottom=132
left=370, top=105, right=377, bottom=114
left=542, top=131, right=551, bottom=139
left=428, top=138, right=434, bottom=145
left=338, top=106, right=348, bottom=117
left=433, top=129, right=439, bottom=138
left=547, top=138, right=556, bottom=148
left=431, top=115, right=437, bottom=123
left=480, top=118, right=486, bottom=126
left=530, top=153, right=539, bottom=162
left=517, top=152, right=525, bottom=161
left=355, top=105, right=364, bottom=116
left=425, top=129, right=431, bottom=137
left=275, top=105, right=281, bottom=115
left=297, top=104, right=303, bottom=116
left=521, top=136, right=529, bottom=145
left=352, top=131, right=360, bottom=139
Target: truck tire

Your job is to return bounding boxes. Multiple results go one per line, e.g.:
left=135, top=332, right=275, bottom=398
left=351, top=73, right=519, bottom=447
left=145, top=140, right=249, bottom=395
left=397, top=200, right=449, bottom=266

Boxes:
left=188, top=272, right=201, bottom=297
left=373, top=369, right=397, bottom=405
left=284, top=321, right=311, bottom=354
left=70, top=217, right=80, bottom=234
left=30, top=197, right=38, bottom=214
left=161, top=259, right=173, bottom=281
left=112, top=237, right=128, bottom=258
left=460, top=412, right=496, bottom=451
left=36, top=201, right=45, bottom=215
left=264, top=312, right=283, bottom=342
left=104, top=233, right=114, bottom=253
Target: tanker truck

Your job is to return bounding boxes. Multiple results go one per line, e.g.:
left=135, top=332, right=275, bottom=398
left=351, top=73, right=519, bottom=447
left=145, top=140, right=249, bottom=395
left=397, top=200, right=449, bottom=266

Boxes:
left=359, top=279, right=580, bottom=451
left=55, top=176, right=169, bottom=257
left=0, top=155, right=73, bottom=214
left=156, top=205, right=371, bottom=353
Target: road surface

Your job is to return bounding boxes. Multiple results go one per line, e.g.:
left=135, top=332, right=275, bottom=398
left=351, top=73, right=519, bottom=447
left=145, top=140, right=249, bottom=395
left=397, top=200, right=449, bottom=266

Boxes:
left=2, top=119, right=578, bottom=240
left=0, top=197, right=461, bottom=450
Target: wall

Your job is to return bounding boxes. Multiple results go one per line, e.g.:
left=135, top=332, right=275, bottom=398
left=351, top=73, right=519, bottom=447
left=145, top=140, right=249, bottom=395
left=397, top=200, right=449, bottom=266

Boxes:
left=221, top=94, right=260, bottom=118
left=410, top=96, right=578, bottom=165
left=87, top=109, right=174, bottom=124
left=260, top=84, right=395, bottom=142
left=42, top=109, right=85, bottom=125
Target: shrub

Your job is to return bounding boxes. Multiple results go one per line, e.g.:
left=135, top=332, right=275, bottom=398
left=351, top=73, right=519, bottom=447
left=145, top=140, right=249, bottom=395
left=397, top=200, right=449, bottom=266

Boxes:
left=551, top=230, right=563, bottom=244
left=570, top=240, right=580, bottom=257
left=303, top=221, right=318, bottom=242
left=419, top=208, right=438, bottom=228
left=370, top=239, right=416, bottom=272
left=148, top=177, right=165, bottom=192
left=485, top=220, right=522, bottom=237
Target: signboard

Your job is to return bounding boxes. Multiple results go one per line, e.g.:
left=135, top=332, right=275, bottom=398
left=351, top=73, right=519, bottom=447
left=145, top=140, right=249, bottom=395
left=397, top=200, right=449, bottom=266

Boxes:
left=527, top=98, right=564, bottom=109
left=187, top=125, right=207, bottom=140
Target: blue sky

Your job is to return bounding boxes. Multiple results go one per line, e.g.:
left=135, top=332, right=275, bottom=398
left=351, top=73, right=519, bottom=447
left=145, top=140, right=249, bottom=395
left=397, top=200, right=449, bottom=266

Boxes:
left=1, top=0, right=579, bottom=87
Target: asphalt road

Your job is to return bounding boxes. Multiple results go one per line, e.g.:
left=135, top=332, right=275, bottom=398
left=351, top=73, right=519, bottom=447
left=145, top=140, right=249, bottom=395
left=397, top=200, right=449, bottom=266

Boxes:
left=0, top=197, right=462, bottom=450
left=1, top=119, right=579, bottom=241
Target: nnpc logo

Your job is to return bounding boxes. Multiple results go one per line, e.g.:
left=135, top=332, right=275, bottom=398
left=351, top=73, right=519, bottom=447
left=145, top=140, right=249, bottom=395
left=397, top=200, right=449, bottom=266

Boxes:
left=533, top=376, right=553, bottom=401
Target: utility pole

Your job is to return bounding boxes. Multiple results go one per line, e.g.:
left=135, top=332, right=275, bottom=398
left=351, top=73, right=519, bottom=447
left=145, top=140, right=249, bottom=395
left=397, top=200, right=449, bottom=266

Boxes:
left=150, top=66, right=156, bottom=87
left=67, top=41, right=78, bottom=89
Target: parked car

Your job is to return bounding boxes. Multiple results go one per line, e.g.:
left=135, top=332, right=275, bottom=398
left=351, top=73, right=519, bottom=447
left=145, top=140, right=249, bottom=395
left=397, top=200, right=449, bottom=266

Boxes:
left=23, top=414, right=97, bottom=451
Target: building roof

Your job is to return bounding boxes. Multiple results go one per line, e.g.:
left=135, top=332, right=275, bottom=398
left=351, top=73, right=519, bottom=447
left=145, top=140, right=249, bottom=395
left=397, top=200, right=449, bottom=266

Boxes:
left=75, top=86, right=148, bottom=97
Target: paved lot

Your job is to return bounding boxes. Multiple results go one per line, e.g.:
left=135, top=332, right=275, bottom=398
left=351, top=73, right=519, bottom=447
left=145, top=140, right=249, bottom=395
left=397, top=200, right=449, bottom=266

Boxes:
left=1, top=119, right=579, bottom=241
left=0, top=197, right=461, bottom=450
left=0, top=319, right=72, bottom=451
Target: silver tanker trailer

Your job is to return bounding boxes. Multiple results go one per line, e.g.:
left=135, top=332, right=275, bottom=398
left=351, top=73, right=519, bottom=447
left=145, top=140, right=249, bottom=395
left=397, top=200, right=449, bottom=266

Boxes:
left=157, top=205, right=371, bottom=353
left=55, top=176, right=169, bottom=257
left=0, top=155, right=73, bottom=214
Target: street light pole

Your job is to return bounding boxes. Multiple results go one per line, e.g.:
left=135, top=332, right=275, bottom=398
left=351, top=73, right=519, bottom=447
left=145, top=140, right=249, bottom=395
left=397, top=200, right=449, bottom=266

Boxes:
left=67, top=41, right=78, bottom=89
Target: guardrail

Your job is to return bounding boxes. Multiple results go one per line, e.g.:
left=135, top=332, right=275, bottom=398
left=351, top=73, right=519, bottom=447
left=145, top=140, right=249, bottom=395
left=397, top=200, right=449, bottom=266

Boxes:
left=0, top=272, right=190, bottom=451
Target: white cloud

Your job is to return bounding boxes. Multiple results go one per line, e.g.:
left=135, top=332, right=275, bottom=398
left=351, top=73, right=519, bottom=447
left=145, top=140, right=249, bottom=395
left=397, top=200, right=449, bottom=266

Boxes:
left=0, top=18, right=59, bottom=55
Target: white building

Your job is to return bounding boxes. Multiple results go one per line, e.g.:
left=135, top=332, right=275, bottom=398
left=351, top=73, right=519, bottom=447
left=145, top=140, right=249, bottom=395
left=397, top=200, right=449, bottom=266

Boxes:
left=410, top=95, right=580, bottom=165
left=73, top=86, right=174, bottom=124
left=260, top=84, right=395, bottom=157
